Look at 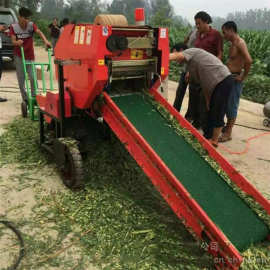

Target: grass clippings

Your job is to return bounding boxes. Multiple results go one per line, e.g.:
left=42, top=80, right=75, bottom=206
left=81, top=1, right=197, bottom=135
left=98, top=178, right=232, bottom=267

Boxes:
left=0, top=114, right=269, bottom=270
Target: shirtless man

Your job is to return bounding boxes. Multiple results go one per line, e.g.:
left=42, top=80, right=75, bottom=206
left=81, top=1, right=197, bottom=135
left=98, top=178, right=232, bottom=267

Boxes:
left=220, top=21, right=252, bottom=142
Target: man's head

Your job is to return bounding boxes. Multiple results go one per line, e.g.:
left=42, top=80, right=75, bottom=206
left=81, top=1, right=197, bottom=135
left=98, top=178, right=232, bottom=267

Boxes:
left=172, top=43, right=188, bottom=53
left=222, top=21, right=237, bottom=41
left=61, top=18, right=69, bottom=27
left=18, top=7, right=32, bottom=26
left=194, top=11, right=212, bottom=33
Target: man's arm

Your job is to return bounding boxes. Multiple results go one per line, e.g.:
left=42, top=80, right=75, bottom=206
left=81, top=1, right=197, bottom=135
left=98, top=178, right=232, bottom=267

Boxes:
left=11, top=35, right=23, bottom=47
left=36, top=28, right=52, bottom=48
left=216, top=32, right=223, bottom=60
left=236, top=41, right=252, bottom=81
left=9, top=25, right=23, bottom=47
left=169, top=52, right=186, bottom=62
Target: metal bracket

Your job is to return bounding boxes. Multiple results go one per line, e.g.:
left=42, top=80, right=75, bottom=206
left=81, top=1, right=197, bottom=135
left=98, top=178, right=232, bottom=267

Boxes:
left=54, top=59, right=81, bottom=66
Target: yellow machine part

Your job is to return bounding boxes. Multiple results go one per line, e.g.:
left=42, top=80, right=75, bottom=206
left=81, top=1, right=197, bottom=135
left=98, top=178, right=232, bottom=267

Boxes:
left=94, top=14, right=128, bottom=26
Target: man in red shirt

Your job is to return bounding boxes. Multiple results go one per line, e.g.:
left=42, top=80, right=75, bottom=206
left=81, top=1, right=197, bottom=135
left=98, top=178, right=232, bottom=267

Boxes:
left=10, top=7, right=51, bottom=105
left=188, top=11, right=223, bottom=133
left=194, top=12, right=223, bottom=60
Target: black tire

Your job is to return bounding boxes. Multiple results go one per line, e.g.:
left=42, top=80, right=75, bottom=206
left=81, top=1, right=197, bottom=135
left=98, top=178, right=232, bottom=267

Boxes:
left=61, top=143, right=84, bottom=189
left=263, top=119, right=270, bottom=127
left=21, top=102, right=27, bottom=118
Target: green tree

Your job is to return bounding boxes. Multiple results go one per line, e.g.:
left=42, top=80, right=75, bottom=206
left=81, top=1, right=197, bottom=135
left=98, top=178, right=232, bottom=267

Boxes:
left=148, top=0, right=173, bottom=27
left=108, top=0, right=148, bottom=24
left=63, top=0, right=103, bottom=23
left=213, top=8, right=270, bottom=31
left=10, top=0, right=42, bottom=12
left=40, top=0, right=65, bottom=20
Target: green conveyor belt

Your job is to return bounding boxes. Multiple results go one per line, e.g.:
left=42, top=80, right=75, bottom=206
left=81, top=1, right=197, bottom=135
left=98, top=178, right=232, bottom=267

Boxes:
left=112, top=93, right=269, bottom=252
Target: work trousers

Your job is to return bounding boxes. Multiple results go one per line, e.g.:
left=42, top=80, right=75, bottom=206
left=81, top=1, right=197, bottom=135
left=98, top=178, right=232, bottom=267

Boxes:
left=15, top=55, right=36, bottom=102
left=173, top=71, right=188, bottom=112
left=188, top=82, right=208, bottom=131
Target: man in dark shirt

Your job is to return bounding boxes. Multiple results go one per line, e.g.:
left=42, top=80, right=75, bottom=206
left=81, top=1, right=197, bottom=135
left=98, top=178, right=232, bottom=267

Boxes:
left=48, top=18, right=60, bottom=53
left=194, top=12, right=223, bottom=59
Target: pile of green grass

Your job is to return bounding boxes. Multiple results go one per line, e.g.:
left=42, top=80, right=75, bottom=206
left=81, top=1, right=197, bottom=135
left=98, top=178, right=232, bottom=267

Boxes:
left=0, top=116, right=269, bottom=270
left=145, top=93, right=270, bottom=231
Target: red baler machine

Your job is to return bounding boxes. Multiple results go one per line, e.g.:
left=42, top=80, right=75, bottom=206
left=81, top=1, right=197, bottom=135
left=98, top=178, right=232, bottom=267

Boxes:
left=36, top=14, right=270, bottom=270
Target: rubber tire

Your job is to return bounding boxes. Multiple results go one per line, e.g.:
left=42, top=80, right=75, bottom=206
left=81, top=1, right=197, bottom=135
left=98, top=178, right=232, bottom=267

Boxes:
left=21, top=102, right=27, bottom=118
left=61, top=144, right=84, bottom=189
left=263, top=118, right=270, bottom=127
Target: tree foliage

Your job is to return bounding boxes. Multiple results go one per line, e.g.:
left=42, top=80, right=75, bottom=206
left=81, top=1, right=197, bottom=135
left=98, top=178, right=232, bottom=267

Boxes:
left=40, top=0, right=65, bottom=20
left=8, top=0, right=41, bottom=11
left=63, top=0, right=104, bottom=23
left=213, top=8, right=270, bottom=31
left=108, top=0, right=149, bottom=24
left=3, top=0, right=189, bottom=28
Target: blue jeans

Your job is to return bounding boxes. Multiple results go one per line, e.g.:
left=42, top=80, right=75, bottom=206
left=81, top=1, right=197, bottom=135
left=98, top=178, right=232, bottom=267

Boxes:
left=226, top=79, right=243, bottom=119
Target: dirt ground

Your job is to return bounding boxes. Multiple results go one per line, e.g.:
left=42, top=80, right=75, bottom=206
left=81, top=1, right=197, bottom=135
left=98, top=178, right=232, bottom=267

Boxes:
left=0, top=47, right=269, bottom=269
left=0, top=47, right=98, bottom=270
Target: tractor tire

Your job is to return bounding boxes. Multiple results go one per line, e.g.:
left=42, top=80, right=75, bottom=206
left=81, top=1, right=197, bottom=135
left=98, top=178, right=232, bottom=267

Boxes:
left=61, top=142, right=84, bottom=189
left=263, top=118, right=270, bottom=127
left=21, top=102, right=27, bottom=118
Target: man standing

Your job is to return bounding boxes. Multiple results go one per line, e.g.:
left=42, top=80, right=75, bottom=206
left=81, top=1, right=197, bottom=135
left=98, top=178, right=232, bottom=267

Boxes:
left=48, top=18, right=60, bottom=54
left=194, top=11, right=223, bottom=59
left=9, top=7, right=51, bottom=105
left=170, top=48, right=233, bottom=148
left=188, top=11, right=223, bottom=130
left=219, top=21, right=252, bottom=142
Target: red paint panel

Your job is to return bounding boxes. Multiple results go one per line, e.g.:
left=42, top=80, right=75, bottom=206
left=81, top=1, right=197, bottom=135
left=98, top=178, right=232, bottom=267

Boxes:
left=44, top=91, right=72, bottom=118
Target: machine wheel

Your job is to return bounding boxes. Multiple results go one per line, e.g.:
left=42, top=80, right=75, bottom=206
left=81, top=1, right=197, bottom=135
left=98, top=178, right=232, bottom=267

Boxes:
left=263, top=118, right=270, bottom=127
left=21, top=102, right=27, bottom=118
left=61, top=142, right=84, bottom=189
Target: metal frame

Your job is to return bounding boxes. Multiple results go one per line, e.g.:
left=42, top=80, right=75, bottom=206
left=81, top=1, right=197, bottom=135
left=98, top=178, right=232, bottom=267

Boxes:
left=39, top=59, right=81, bottom=146
left=102, top=79, right=270, bottom=270
left=21, top=47, right=54, bottom=120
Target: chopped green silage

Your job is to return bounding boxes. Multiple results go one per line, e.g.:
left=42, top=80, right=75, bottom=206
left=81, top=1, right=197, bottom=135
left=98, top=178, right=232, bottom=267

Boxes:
left=0, top=118, right=49, bottom=169
left=0, top=115, right=269, bottom=269
left=112, top=93, right=269, bottom=252
left=143, top=92, right=270, bottom=232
